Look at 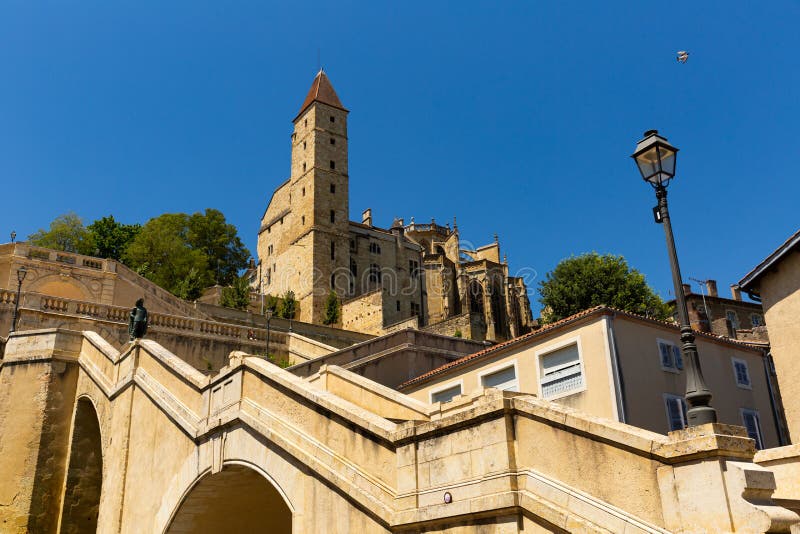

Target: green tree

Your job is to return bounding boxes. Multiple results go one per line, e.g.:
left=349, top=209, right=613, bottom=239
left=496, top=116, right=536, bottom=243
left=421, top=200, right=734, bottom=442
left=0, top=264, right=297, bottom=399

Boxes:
left=322, top=290, right=340, bottom=325
left=221, top=275, right=252, bottom=310
left=123, top=213, right=211, bottom=298
left=538, top=252, right=671, bottom=324
left=278, top=290, right=297, bottom=320
left=264, top=294, right=280, bottom=314
left=187, top=208, right=250, bottom=286
left=28, top=213, right=96, bottom=255
left=87, top=215, right=141, bottom=260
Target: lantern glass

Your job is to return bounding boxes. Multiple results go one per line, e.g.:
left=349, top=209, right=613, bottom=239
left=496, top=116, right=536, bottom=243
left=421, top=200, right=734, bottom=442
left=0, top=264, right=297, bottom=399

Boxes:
left=632, top=130, right=679, bottom=186
left=17, top=267, right=28, bottom=283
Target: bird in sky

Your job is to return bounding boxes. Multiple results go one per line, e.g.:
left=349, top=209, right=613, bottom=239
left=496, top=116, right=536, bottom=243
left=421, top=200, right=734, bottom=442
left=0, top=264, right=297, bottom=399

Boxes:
left=677, top=51, right=689, bottom=63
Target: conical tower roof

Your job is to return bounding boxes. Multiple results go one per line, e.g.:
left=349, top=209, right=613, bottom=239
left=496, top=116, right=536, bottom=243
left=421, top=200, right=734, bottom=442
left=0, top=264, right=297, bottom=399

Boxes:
left=295, top=69, right=347, bottom=120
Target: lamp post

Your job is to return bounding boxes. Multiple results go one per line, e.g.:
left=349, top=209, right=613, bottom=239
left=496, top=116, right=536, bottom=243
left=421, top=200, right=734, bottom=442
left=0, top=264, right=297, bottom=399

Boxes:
left=10, top=266, right=28, bottom=334
left=632, top=130, right=717, bottom=426
left=264, top=308, right=273, bottom=360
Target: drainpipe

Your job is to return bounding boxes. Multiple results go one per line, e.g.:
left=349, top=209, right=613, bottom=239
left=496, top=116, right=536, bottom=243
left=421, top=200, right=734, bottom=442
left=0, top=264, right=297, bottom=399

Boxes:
left=605, top=313, right=627, bottom=423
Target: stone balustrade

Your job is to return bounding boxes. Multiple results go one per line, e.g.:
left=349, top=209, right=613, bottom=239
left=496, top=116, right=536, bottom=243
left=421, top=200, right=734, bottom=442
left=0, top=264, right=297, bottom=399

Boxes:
left=1, top=290, right=274, bottom=343
left=15, top=243, right=114, bottom=272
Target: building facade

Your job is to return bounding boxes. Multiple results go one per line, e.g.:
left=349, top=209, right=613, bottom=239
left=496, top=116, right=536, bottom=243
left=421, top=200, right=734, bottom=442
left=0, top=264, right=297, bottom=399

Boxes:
left=256, top=71, right=533, bottom=341
left=739, top=228, right=800, bottom=443
left=399, top=306, right=787, bottom=448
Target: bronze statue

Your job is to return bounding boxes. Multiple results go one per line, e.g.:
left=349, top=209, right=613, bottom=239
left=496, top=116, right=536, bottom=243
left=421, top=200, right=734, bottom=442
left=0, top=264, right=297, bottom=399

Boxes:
left=128, top=298, right=148, bottom=341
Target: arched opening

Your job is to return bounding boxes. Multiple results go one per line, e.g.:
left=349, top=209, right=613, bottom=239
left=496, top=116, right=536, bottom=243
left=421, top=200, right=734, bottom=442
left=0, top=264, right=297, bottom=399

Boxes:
left=468, top=280, right=484, bottom=314
left=166, top=464, right=292, bottom=533
left=59, top=397, right=103, bottom=534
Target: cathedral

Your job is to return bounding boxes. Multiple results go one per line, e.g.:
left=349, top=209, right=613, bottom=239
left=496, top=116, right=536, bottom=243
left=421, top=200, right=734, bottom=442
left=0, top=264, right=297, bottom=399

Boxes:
left=255, top=70, right=533, bottom=341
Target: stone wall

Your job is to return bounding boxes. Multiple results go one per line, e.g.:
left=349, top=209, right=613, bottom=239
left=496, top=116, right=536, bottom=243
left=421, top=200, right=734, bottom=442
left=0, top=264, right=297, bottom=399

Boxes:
left=422, top=311, right=486, bottom=340
left=342, top=289, right=384, bottom=335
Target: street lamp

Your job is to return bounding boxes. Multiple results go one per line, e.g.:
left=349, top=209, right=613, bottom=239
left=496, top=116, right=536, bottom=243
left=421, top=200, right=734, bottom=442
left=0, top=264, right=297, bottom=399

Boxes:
left=10, top=266, right=28, bottom=334
left=264, top=308, right=273, bottom=360
left=632, top=130, right=717, bottom=426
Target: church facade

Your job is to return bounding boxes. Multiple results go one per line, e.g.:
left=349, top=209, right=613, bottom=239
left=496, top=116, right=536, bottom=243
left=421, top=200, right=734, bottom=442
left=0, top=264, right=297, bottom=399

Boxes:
left=256, top=71, right=533, bottom=341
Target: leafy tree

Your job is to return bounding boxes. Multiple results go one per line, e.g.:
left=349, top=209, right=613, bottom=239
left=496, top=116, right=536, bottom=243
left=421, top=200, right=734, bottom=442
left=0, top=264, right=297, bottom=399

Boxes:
left=87, top=215, right=141, bottom=260
left=187, top=208, right=250, bottom=286
left=278, top=290, right=297, bottom=320
left=28, top=213, right=96, bottom=255
left=538, top=252, right=671, bottom=324
left=322, top=290, right=340, bottom=325
left=264, top=294, right=280, bottom=314
left=123, top=213, right=211, bottom=298
left=221, top=276, right=252, bottom=310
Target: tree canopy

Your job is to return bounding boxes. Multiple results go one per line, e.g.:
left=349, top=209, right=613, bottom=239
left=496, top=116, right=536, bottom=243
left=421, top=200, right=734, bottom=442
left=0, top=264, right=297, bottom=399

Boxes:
left=28, top=213, right=96, bottom=255
left=220, top=275, right=252, bottom=310
left=538, top=252, right=671, bottom=324
left=28, top=209, right=251, bottom=300
left=87, top=215, right=141, bottom=260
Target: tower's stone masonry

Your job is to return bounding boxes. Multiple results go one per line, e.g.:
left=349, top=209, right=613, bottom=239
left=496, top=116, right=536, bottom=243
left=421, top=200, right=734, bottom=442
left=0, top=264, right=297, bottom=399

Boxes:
left=257, top=71, right=533, bottom=341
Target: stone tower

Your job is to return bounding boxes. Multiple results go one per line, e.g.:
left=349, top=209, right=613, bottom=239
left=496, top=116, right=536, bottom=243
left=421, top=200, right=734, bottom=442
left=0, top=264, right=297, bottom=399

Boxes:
left=257, top=70, right=350, bottom=323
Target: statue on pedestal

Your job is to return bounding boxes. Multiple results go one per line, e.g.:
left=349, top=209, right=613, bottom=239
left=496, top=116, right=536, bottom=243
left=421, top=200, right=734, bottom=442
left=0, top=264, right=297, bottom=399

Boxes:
left=128, top=298, right=148, bottom=341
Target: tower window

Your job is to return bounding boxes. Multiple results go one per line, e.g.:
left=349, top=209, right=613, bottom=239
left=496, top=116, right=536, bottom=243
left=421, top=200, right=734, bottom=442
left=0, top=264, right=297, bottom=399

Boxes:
left=301, top=215, right=305, bottom=225
left=330, top=137, right=336, bottom=145
left=396, top=300, right=401, bottom=312
left=330, top=241, right=335, bottom=261
left=330, top=210, right=335, bottom=223
left=303, top=141, right=306, bottom=150
left=369, top=264, right=381, bottom=283
left=350, top=239, right=356, bottom=252
left=369, top=242, right=381, bottom=254
left=330, top=183, right=336, bottom=193
left=304, top=119, right=308, bottom=126
left=330, top=116, right=335, bottom=123
left=302, top=187, right=305, bottom=196
left=302, top=162, right=306, bottom=172
left=330, top=160, right=335, bottom=170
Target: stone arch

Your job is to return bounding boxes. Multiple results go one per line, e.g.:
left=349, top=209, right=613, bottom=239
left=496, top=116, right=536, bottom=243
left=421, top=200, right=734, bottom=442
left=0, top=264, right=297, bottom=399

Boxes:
left=28, top=273, right=94, bottom=301
left=58, top=396, right=103, bottom=534
left=164, top=462, right=293, bottom=533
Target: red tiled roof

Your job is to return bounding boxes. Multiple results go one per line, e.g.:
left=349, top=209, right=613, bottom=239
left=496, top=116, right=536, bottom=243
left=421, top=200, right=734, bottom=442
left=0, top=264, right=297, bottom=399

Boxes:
left=296, top=70, right=346, bottom=119
left=397, top=305, right=764, bottom=390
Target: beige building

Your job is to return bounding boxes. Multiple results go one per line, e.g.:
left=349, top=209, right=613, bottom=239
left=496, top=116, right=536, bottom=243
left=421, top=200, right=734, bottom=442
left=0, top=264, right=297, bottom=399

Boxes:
left=739, top=228, right=800, bottom=442
left=256, top=71, right=532, bottom=341
left=399, top=305, right=786, bottom=448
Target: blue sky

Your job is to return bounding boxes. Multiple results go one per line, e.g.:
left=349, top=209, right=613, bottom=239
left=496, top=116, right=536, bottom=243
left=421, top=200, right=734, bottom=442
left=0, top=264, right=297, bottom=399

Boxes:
left=2, top=2, right=798, bottom=314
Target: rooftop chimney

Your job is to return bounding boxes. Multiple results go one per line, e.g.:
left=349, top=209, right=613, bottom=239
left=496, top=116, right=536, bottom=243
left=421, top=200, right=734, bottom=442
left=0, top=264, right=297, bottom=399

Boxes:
left=682, top=283, right=692, bottom=297
left=705, top=279, right=718, bottom=297
left=362, top=208, right=372, bottom=227
left=731, top=285, right=742, bottom=301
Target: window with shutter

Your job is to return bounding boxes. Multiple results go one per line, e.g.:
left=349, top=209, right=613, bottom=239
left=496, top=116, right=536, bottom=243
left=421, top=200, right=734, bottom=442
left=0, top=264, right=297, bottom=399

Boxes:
left=664, top=394, right=687, bottom=431
left=481, top=365, right=518, bottom=392
left=431, top=384, right=461, bottom=404
left=672, top=345, right=683, bottom=370
left=732, top=359, right=751, bottom=388
left=540, top=343, right=583, bottom=399
left=741, top=409, right=763, bottom=449
left=657, top=340, right=681, bottom=371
